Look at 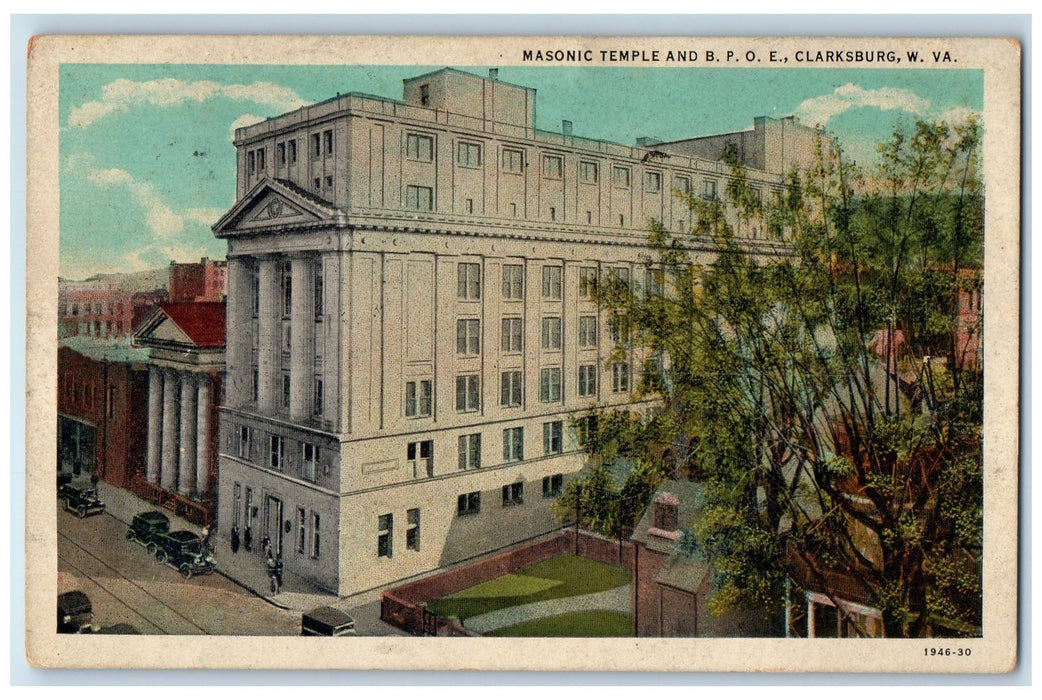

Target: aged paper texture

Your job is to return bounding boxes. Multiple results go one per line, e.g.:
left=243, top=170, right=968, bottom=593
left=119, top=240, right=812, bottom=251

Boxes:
left=26, top=34, right=1020, bottom=672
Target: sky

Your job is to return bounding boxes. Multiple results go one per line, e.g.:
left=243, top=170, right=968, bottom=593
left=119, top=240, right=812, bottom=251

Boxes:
left=59, top=64, right=983, bottom=280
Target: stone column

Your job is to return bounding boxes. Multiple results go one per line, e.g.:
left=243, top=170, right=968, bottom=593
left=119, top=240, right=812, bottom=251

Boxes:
left=195, top=375, right=211, bottom=496
left=225, top=257, right=250, bottom=407
left=257, top=257, right=279, bottom=414
left=146, top=365, right=163, bottom=484
left=290, top=255, right=314, bottom=420
left=178, top=372, right=197, bottom=495
left=160, top=368, right=179, bottom=491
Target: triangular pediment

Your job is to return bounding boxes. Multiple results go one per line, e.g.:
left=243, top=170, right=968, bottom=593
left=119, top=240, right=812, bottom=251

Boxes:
left=133, top=308, right=196, bottom=350
left=213, top=177, right=344, bottom=237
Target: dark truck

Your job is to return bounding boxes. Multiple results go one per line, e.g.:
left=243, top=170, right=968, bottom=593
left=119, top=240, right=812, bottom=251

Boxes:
left=301, top=606, right=357, bottom=636
left=57, top=591, right=94, bottom=633
left=58, top=483, right=106, bottom=519
left=126, top=510, right=170, bottom=553
left=153, top=530, right=216, bottom=579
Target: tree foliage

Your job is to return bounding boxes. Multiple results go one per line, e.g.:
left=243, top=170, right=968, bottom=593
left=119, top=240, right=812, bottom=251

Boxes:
left=568, top=117, right=984, bottom=637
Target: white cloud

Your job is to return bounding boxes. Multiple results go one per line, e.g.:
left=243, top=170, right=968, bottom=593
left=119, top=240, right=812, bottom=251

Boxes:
left=68, top=78, right=309, bottom=128
left=185, top=207, right=226, bottom=227
left=86, top=167, right=186, bottom=238
left=795, top=83, right=933, bottom=127
left=230, top=113, right=266, bottom=135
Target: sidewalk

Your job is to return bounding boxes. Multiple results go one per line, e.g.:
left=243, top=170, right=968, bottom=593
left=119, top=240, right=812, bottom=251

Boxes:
left=461, top=584, right=631, bottom=634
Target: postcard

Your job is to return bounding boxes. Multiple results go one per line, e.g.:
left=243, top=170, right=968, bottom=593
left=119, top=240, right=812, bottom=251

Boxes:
left=25, top=34, right=1020, bottom=672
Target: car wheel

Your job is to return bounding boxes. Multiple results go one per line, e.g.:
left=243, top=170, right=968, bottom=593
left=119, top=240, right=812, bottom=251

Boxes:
left=62, top=498, right=71, bottom=512
left=125, top=530, right=134, bottom=541
left=147, top=543, right=158, bottom=555
left=180, top=565, right=192, bottom=581
left=156, top=551, right=167, bottom=564
left=77, top=505, right=86, bottom=518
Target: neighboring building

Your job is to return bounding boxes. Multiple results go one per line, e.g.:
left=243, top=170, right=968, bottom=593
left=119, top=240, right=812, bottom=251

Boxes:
left=630, top=480, right=771, bottom=637
left=131, top=302, right=226, bottom=526
left=212, top=67, right=819, bottom=596
left=57, top=338, right=150, bottom=489
left=59, top=286, right=168, bottom=340
left=170, top=257, right=228, bottom=303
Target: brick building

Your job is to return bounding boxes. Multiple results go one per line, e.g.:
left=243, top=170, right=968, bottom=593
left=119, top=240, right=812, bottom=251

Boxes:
left=169, top=257, right=228, bottom=303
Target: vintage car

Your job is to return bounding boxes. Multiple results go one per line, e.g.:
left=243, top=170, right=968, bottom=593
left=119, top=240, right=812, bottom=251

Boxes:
left=58, top=483, right=106, bottom=518
left=301, top=606, right=357, bottom=636
left=57, top=590, right=94, bottom=634
left=153, top=529, right=216, bottom=579
left=126, top=510, right=170, bottom=552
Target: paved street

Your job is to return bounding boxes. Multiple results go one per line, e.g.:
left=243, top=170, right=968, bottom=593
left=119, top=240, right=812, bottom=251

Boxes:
left=58, top=507, right=301, bottom=635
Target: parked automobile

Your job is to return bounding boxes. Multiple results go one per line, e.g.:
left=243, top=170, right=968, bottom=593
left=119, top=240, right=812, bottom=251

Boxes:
left=153, top=529, right=216, bottom=579
left=301, top=606, right=357, bottom=636
left=57, top=591, right=94, bottom=634
left=58, top=483, right=106, bottom=518
left=126, top=510, right=170, bottom=553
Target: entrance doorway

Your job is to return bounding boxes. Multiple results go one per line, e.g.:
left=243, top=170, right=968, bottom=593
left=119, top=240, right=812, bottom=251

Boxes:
left=265, top=495, right=284, bottom=556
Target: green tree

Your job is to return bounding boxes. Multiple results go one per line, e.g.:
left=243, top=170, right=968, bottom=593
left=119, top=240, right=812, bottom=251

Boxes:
left=574, top=118, right=983, bottom=638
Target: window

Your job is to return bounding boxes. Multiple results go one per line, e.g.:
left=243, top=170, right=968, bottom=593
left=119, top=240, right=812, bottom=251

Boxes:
left=238, top=426, right=251, bottom=459
left=457, top=262, right=481, bottom=300
left=250, top=262, right=260, bottom=316
left=541, top=317, right=562, bottom=350
left=703, top=179, right=717, bottom=200
left=325, top=175, right=333, bottom=189
left=311, top=133, right=321, bottom=159
left=549, top=206, right=556, bottom=221
left=311, top=512, right=320, bottom=558
left=419, top=84, right=430, bottom=105
left=579, top=267, right=598, bottom=299
left=542, top=474, right=564, bottom=498
left=269, top=434, right=284, bottom=470
left=458, top=433, right=481, bottom=470
left=281, top=321, right=292, bottom=354
left=277, top=142, right=286, bottom=166
left=502, top=482, right=524, bottom=507
left=645, top=171, right=661, bottom=193
left=106, top=386, right=115, bottom=419
left=542, top=154, right=563, bottom=178
left=302, top=442, right=319, bottom=482
left=586, top=211, right=593, bottom=224
left=251, top=368, right=259, bottom=402
left=247, top=150, right=256, bottom=175
left=502, top=148, right=524, bottom=173
left=281, top=374, right=291, bottom=410
left=503, top=427, right=524, bottom=463
left=288, top=139, right=297, bottom=164
left=407, top=509, right=420, bottom=551
left=613, top=266, right=631, bottom=289
left=613, top=165, right=631, bottom=188
left=233, top=483, right=242, bottom=528
left=501, top=317, right=523, bottom=353
left=501, top=371, right=522, bottom=408
left=646, top=268, right=665, bottom=298
left=257, top=148, right=265, bottom=171
left=466, top=198, right=474, bottom=214
left=405, top=380, right=432, bottom=418
left=502, top=264, right=524, bottom=300
left=281, top=261, right=292, bottom=316
left=610, top=314, right=630, bottom=345
left=377, top=513, right=393, bottom=558
left=456, top=141, right=482, bottom=168
left=408, top=440, right=433, bottom=478
left=543, top=421, right=563, bottom=454
left=579, top=160, right=598, bottom=184
left=456, top=319, right=481, bottom=355
left=510, top=203, right=518, bottom=217
left=323, top=130, right=333, bottom=156
left=314, top=262, right=324, bottom=318
left=456, top=375, right=480, bottom=412
left=578, top=315, right=598, bottom=347
left=457, top=491, right=481, bottom=516
left=542, top=265, right=563, bottom=299
left=674, top=176, right=691, bottom=194
left=612, top=362, right=630, bottom=392
left=313, top=177, right=321, bottom=190
left=619, top=214, right=626, bottom=227
left=297, top=507, right=306, bottom=553
left=653, top=497, right=679, bottom=531
left=578, top=364, right=598, bottom=396
left=405, top=185, right=433, bottom=211
left=539, top=367, right=562, bottom=403
left=406, top=133, right=434, bottom=161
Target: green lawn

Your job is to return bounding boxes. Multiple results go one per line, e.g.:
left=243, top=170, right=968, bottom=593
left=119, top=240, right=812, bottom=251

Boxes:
left=489, top=610, right=634, bottom=637
left=426, top=555, right=629, bottom=621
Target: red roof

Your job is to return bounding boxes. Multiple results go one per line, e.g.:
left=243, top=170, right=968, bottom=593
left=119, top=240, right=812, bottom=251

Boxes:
left=159, top=302, right=226, bottom=348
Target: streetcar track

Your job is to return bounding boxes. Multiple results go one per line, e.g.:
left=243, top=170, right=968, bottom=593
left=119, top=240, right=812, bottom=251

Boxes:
left=58, top=530, right=210, bottom=635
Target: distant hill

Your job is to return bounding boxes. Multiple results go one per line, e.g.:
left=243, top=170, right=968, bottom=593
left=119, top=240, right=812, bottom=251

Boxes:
left=60, top=267, right=170, bottom=293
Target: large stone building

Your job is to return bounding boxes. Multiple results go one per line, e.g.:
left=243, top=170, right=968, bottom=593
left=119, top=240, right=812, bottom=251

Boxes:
left=211, top=67, right=816, bottom=596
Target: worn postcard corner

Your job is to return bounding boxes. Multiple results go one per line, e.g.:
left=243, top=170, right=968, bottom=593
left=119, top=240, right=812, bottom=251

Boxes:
left=25, top=34, right=1020, bottom=673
